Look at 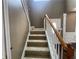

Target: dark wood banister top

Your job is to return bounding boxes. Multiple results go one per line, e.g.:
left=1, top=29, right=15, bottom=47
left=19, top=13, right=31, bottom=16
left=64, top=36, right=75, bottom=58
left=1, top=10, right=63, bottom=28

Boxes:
left=45, top=14, right=68, bottom=49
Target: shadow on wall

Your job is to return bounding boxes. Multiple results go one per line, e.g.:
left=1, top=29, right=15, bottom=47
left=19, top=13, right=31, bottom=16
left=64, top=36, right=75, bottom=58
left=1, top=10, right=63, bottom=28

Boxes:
left=27, top=0, right=65, bottom=28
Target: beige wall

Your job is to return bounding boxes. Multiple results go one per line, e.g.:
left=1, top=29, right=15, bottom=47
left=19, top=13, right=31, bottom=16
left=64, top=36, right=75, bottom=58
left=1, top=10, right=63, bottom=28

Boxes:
left=2, top=21, right=6, bottom=59
left=27, top=0, right=65, bottom=28
left=66, top=13, right=76, bottom=32
left=66, top=0, right=76, bottom=32
left=8, top=0, right=29, bottom=59
left=66, top=0, right=76, bottom=11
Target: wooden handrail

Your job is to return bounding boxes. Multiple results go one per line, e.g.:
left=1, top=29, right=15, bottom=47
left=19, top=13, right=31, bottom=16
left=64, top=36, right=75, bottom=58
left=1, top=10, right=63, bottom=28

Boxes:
left=45, top=14, right=74, bottom=59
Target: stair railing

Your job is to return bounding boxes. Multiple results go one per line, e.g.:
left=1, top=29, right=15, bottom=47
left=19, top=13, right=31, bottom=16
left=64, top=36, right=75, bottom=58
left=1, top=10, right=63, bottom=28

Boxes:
left=44, top=14, right=74, bottom=59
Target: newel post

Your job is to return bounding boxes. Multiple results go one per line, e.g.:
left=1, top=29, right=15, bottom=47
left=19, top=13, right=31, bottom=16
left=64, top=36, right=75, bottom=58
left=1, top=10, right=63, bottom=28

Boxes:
left=66, top=44, right=74, bottom=59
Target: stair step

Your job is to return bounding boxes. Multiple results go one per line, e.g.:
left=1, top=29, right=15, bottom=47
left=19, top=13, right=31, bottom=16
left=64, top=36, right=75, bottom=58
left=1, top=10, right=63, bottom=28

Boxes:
left=24, top=51, right=50, bottom=58
left=30, top=30, right=45, bottom=34
left=29, top=39, right=46, bottom=40
left=24, top=57, right=50, bottom=59
left=31, top=28, right=44, bottom=31
left=27, top=40, right=47, bottom=42
left=27, top=40, right=48, bottom=47
left=29, top=34, right=46, bottom=39
left=25, top=47, right=49, bottom=51
left=29, top=34, right=46, bottom=36
left=24, top=47, right=50, bottom=58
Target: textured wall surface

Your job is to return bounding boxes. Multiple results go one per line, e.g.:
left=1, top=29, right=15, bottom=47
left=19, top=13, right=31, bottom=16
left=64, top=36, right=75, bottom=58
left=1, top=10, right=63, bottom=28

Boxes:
left=27, top=0, right=65, bottom=28
left=66, top=0, right=76, bottom=11
left=66, top=0, right=76, bottom=32
left=66, top=13, right=76, bottom=32
left=8, top=0, right=29, bottom=59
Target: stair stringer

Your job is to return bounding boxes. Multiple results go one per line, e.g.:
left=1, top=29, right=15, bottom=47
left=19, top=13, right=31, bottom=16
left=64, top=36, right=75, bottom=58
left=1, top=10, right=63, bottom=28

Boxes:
left=21, top=32, right=30, bottom=59
left=45, top=31, right=59, bottom=59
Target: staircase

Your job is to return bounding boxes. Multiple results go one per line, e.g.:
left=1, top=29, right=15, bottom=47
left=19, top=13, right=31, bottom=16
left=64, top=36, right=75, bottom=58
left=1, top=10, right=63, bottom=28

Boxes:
left=22, top=28, right=51, bottom=59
